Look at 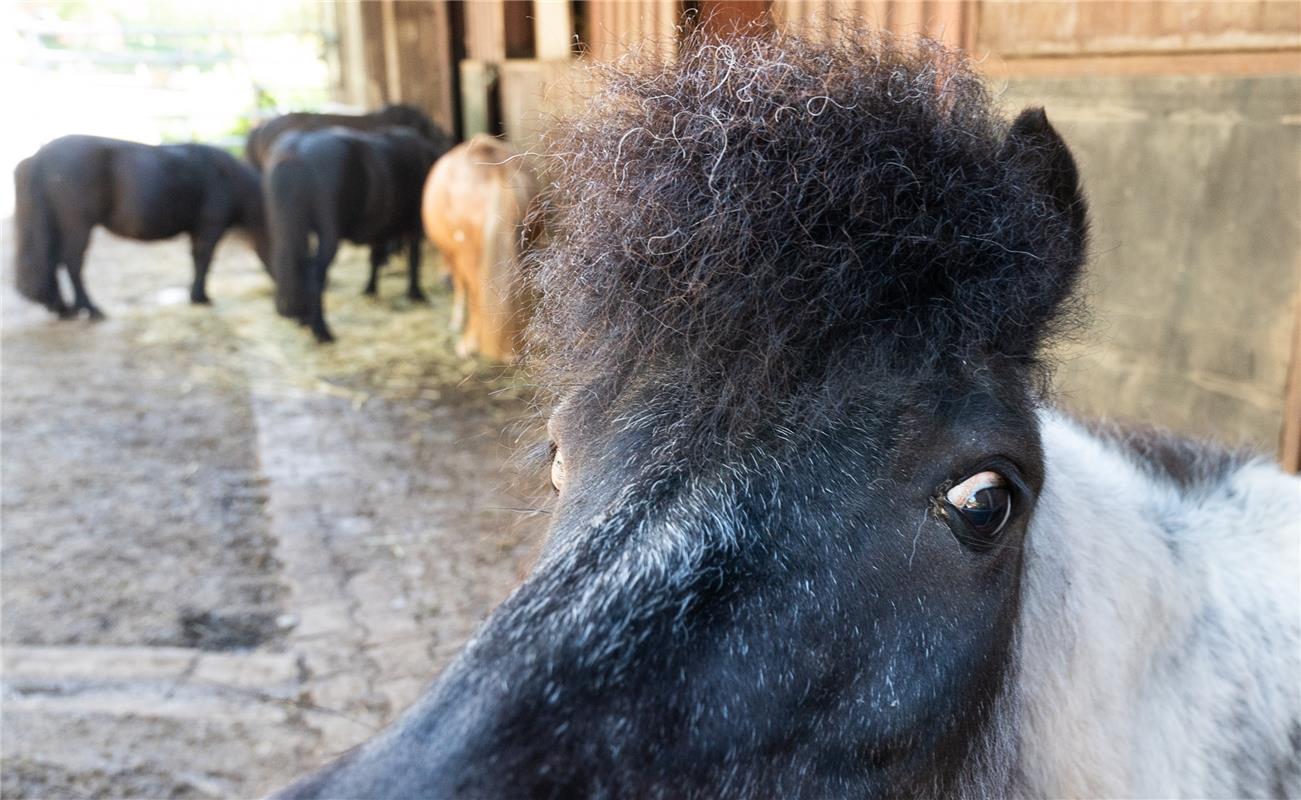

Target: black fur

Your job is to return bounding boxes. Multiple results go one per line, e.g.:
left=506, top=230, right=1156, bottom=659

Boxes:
left=262, top=126, right=447, bottom=342
left=247, top=105, right=453, bottom=297
left=13, top=135, right=269, bottom=317
left=529, top=30, right=1087, bottom=441
left=274, top=28, right=1091, bottom=800
left=244, top=103, right=448, bottom=170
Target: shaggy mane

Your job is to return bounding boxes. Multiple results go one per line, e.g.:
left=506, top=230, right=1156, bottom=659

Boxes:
left=529, top=28, right=1087, bottom=433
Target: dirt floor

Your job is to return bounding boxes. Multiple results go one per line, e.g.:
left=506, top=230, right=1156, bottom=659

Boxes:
left=1, top=228, right=549, bottom=798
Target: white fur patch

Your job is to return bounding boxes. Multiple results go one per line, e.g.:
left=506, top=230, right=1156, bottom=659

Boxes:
left=1011, top=410, right=1301, bottom=797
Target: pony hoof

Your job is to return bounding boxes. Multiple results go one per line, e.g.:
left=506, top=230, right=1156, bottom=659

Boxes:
left=190, top=291, right=211, bottom=305
left=407, top=291, right=429, bottom=304
left=86, top=308, right=106, bottom=321
left=362, top=287, right=377, bottom=297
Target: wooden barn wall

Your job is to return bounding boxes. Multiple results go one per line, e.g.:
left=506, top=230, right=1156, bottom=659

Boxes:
left=353, top=1, right=391, bottom=107
left=585, top=0, right=680, bottom=61
left=463, top=0, right=508, bottom=62
left=344, top=0, right=458, bottom=134
left=773, top=0, right=970, bottom=49
left=976, top=1, right=1300, bottom=58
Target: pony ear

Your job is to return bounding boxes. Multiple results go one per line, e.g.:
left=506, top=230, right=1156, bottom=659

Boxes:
left=988, top=108, right=1089, bottom=357
left=1001, top=107, right=1088, bottom=248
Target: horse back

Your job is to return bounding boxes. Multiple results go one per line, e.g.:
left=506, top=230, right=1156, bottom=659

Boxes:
left=33, top=136, right=209, bottom=242
left=246, top=107, right=443, bottom=172
left=357, top=131, right=442, bottom=239
left=108, top=146, right=209, bottom=240
left=311, top=128, right=433, bottom=245
left=28, top=135, right=117, bottom=230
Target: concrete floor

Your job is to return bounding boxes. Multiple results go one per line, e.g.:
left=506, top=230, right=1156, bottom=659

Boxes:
left=1, top=227, right=547, bottom=798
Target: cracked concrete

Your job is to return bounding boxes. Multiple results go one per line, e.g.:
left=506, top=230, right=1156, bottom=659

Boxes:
left=2, top=227, right=547, bottom=797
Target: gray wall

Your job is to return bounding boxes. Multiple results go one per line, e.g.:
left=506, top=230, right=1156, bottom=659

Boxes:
left=1000, top=75, right=1300, bottom=455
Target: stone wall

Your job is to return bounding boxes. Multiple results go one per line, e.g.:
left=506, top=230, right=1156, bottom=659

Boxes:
left=999, top=75, right=1299, bottom=455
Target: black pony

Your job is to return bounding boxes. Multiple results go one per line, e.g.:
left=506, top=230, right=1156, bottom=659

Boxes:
left=247, top=105, right=451, bottom=298
left=13, top=135, right=269, bottom=317
left=263, top=126, right=447, bottom=342
left=273, top=28, right=1300, bottom=800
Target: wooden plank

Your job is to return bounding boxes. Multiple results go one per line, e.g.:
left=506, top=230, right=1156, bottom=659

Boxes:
left=976, top=0, right=1301, bottom=58
left=464, top=0, right=507, bottom=62
left=585, top=1, right=615, bottom=61
left=380, top=0, right=403, bottom=102
left=336, top=0, right=370, bottom=107
left=459, top=59, right=498, bottom=138
left=656, top=0, right=680, bottom=59
left=887, top=0, right=925, bottom=36
left=696, top=0, right=774, bottom=35
left=927, top=0, right=970, bottom=51
left=1282, top=291, right=1301, bottom=472
left=504, top=0, right=536, bottom=58
left=534, top=0, right=575, bottom=60
left=982, top=49, right=1301, bottom=78
left=583, top=0, right=682, bottom=61
left=393, top=0, right=458, bottom=133
left=358, top=1, right=391, bottom=104
left=498, top=58, right=587, bottom=148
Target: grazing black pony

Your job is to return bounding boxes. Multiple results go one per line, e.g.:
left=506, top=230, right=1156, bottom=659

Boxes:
left=273, top=29, right=1300, bottom=800
left=13, top=135, right=269, bottom=317
left=263, top=126, right=447, bottom=342
left=244, top=103, right=445, bottom=170
left=247, top=105, right=451, bottom=299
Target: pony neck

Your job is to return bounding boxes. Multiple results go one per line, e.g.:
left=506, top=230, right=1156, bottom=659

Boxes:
left=1008, top=409, right=1301, bottom=798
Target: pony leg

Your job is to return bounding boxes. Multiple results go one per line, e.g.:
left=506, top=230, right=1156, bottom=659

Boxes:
left=406, top=238, right=426, bottom=302
left=189, top=225, right=222, bottom=304
left=309, top=232, right=339, bottom=343
left=449, top=274, right=467, bottom=334
left=455, top=259, right=480, bottom=358
left=60, top=224, right=102, bottom=320
left=44, top=258, right=72, bottom=319
left=363, top=244, right=385, bottom=296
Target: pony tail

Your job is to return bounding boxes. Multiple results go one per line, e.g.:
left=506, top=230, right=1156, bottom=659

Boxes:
left=479, top=162, right=537, bottom=362
left=12, top=157, right=62, bottom=310
left=263, top=156, right=314, bottom=320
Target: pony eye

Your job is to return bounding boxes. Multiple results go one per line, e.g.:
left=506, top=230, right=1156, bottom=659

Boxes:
left=945, top=471, right=1012, bottom=541
left=550, top=445, right=565, bottom=494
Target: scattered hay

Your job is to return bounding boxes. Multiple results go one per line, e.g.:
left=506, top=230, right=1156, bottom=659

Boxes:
left=129, top=244, right=534, bottom=424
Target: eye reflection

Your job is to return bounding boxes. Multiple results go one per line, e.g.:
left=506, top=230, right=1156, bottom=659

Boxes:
left=945, top=470, right=1012, bottom=539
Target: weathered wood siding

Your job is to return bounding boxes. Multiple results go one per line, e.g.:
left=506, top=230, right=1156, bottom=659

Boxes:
left=346, top=0, right=458, bottom=133
left=584, top=0, right=679, bottom=61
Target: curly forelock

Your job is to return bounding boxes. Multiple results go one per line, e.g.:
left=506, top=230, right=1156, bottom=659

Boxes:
left=528, top=27, right=1087, bottom=433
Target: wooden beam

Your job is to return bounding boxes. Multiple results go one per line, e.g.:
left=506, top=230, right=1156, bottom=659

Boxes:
left=1281, top=289, right=1301, bottom=473
left=464, top=0, right=507, bottom=62
left=393, top=0, right=458, bottom=133
left=380, top=0, right=402, bottom=102
left=980, top=48, right=1301, bottom=78
left=927, top=0, right=969, bottom=52
left=357, top=1, right=390, bottom=105
left=534, top=0, right=574, bottom=60
left=336, top=0, right=370, bottom=107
